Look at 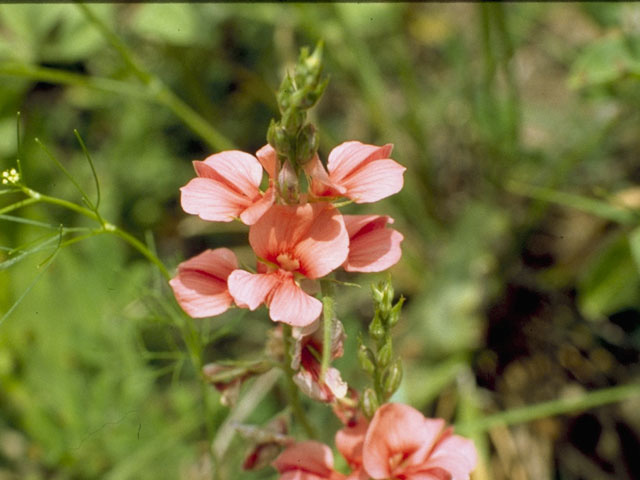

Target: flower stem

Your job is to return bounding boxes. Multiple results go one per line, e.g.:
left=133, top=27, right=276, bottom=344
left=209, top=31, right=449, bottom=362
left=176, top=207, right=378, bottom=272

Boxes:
left=320, top=279, right=335, bottom=381
left=281, top=324, right=317, bottom=439
left=456, top=382, right=640, bottom=435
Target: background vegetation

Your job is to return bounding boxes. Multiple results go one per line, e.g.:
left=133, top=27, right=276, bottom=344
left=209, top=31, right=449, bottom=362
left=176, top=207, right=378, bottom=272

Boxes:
left=1, top=3, right=639, bottom=479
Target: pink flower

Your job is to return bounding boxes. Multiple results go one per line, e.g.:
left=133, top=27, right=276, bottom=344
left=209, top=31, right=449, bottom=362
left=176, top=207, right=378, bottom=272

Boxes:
left=180, top=149, right=274, bottom=225
left=291, top=319, right=348, bottom=402
left=362, top=403, right=477, bottom=480
left=273, top=441, right=346, bottom=480
left=227, top=203, right=349, bottom=326
left=309, top=142, right=405, bottom=203
left=169, top=248, right=237, bottom=318
left=343, top=215, right=403, bottom=272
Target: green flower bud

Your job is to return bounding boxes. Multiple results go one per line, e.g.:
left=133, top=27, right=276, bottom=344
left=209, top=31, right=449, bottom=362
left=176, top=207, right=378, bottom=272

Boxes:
left=387, top=296, right=405, bottom=329
left=376, top=337, right=393, bottom=369
left=382, top=358, right=403, bottom=398
left=371, top=282, right=384, bottom=305
left=358, top=340, right=376, bottom=376
left=362, top=387, right=379, bottom=419
left=296, top=124, right=319, bottom=166
left=369, top=311, right=385, bottom=341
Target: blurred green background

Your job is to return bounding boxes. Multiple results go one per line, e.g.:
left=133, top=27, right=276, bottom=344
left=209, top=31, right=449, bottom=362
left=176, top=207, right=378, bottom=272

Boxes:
left=1, top=3, right=640, bottom=479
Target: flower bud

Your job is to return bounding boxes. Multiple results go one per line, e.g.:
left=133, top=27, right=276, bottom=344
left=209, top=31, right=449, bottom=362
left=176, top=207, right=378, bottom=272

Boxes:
left=296, top=124, right=319, bottom=166
left=376, top=337, right=393, bottom=369
left=387, top=296, right=405, bottom=329
left=362, top=387, right=379, bottom=419
left=277, top=160, right=299, bottom=204
left=369, top=311, right=385, bottom=341
left=383, top=358, right=403, bottom=398
left=357, top=340, right=376, bottom=376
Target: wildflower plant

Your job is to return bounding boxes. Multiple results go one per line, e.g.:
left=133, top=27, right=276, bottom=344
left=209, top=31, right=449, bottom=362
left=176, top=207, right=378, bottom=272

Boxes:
left=169, top=43, right=478, bottom=479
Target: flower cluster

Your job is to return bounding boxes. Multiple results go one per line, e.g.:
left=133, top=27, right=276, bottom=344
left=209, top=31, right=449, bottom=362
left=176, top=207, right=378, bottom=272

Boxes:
left=169, top=141, right=405, bottom=327
left=273, top=403, right=478, bottom=480
left=2, top=168, right=20, bottom=185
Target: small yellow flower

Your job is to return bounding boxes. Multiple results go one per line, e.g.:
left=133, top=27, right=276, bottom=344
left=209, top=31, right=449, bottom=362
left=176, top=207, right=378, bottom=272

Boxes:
left=1, top=168, right=20, bottom=185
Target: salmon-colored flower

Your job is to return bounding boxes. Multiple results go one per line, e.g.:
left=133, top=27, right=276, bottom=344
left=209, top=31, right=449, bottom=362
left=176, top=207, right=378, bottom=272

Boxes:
left=169, top=248, right=237, bottom=318
left=227, top=203, right=349, bottom=326
left=273, top=441, right=346, bottom=480
left=362, top=403, right=477, bottom=480
left=292, top=319, right=348, bottom=402
left=180, top=149, right=274, bottom=225
left=343, top=215, right=403, bottom=273
left=309, top=142, right=405, bottom=203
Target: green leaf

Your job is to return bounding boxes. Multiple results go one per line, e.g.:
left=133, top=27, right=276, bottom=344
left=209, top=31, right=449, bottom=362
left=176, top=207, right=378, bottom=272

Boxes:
left=130, top=4, right=201, bottom=46
left=628, top=226, right=640, bottom=274
left=578, top=232, right=640, bottom=320
left=569, top=32, right=640, bottom=89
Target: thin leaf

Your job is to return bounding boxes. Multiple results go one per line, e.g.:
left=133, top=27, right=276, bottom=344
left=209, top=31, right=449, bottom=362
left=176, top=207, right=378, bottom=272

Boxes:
left=0, top=197, right=39, bottom=215
left=0, top=233, right=62, bottom=270
left=16, top=111, right=23, bottom=180
left=74, top=129, right=101, bottom=211
left=0, top=213, right=63, bottom=229
left=0, top=233, right=61, bottom=327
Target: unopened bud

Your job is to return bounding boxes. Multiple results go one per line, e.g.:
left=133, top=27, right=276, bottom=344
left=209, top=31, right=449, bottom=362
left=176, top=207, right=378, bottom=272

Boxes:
left=376, top=337, right=393, bottom=368
left=267, top=122, right=291, bottom=159
left=296, top=124, right=318, bottom=165
left=362, top=387, right=379, bottom=419
left=383, top=359, right=403, bottom=398
left=357, top=340, right=376, bottom=376
left=277, top=160, right=299, bottom=204
left=369, top=311, right=385, bottom=341
left=387, top=296, right=405, bottom=329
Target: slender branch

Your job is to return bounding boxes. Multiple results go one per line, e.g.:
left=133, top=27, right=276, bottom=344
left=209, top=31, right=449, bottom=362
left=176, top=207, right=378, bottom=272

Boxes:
left=456, top=382, right=640, bottom=435
left=12, top=187, right=171, bottom=280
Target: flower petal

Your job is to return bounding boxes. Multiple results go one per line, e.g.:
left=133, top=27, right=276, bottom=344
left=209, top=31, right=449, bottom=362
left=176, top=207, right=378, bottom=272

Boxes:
left=169, top=248, right=237, bottom=318
left=335, top=416, right=368, bottom=468
left=199, top=150, right=264, bottom=198
left=337, top=159, right=406, bottom=203
left=273, top=441, right=336, bottom=476
left=227, top=270, right=279, bottom=310
left=326, top=142, right=404, bottom=203
left=293, top=204, right=349, bottom=279
left=343, top=215, right=403, bottom=272
left=268, top=277, right=322, bottom=326
left=418, top=434, right=478, bottom=480
left=327, top=142, right=393, bottom=182
left=181, top=177, right=252, bottom=222
left=239, top=187, right=275, bottom=225
left=363, top=404, right=445, bottom=479
left=256, top=144, right=277, bottom=179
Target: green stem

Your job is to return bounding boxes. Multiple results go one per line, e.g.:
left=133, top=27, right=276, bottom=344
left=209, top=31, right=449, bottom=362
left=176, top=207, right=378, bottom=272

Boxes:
left=456, top=382, right=640, bottom=435
left=109, top=226, right=171, bottom=280
left=320, top=279, right=335, bottom=381
left=14, top=188, right=171, bottom=280
left=281, top=324, right=317, bottom=439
